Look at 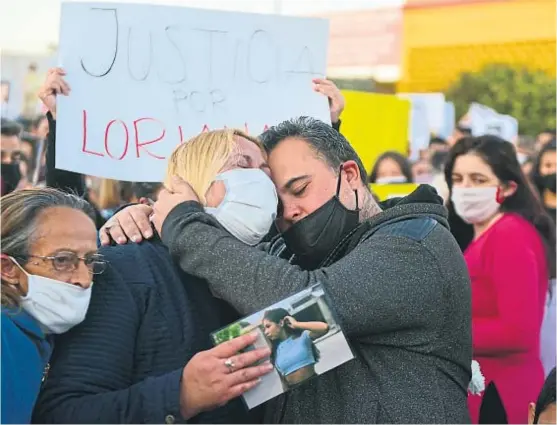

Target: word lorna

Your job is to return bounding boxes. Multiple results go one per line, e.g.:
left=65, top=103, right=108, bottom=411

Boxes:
left=80, top=110, right=269, bottom=161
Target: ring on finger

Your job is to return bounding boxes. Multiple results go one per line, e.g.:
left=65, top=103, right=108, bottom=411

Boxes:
left=224, top=358, right=235, bottom=372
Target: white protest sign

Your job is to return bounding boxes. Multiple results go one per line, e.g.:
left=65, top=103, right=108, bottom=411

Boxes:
left=439, top=101, right=455, bottom=140
left=467, top=103, right=518, bottom=142
left=397, top=92, right=446, bottom=136
left=406, top=98, right=430, bottom=161
left=57, top=2, right=330, bottom=181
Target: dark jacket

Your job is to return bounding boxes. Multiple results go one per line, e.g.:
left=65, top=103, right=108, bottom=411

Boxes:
left=1, top=308, right=52, bottom=424
left=160, top=185, right=472, bottom=424
left=32, top=241, right=256, bottom=424
left=44, top=113, right=106, bottom=229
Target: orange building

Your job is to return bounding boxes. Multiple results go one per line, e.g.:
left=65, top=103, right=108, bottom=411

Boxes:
left=398, top=0, right=556, bottom=92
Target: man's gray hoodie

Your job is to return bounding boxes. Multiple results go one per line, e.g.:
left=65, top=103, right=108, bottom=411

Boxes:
left=161, top=185, right=472, bottom=424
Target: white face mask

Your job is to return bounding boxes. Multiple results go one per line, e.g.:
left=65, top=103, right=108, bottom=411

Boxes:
left=451, top=187, right=500, bottom=224
left=205, top=168, right=278, bottom=246
left=11, top=258, right=92, bottom=334
left=375, top=175, right=408, bottom=184
left=516, top=152, right=528, bottom=165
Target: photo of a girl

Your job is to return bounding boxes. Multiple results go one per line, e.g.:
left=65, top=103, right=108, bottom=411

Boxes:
left=262, top=308, right=329, bottom=386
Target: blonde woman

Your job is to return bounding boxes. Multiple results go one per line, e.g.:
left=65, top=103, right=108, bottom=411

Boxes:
left=34, top=129, right=278, bottom=424
left=1, top=188, right=104, bottom=424
left=101, top=128, right=278, bottom=246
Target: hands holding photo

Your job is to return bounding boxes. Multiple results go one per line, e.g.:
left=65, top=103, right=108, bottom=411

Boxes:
left=180, top=332, right=273, bottom=420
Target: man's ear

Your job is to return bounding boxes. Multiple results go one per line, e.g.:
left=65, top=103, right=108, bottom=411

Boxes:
left=528, top=402, right=536, bottom=424
left=0, top=255, right=24, bottom=286
left=341, top=160, right=362, bottom=190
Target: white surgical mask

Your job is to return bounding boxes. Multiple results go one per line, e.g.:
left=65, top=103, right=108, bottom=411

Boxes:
left=516, top=152, right=528, bottom=165
left=11, top=258, right=92, bottom=334
left=205, top=168, right=278, bottom=246
left=451, top=187, right=500, bottom=224
left=375, top=175, right=408, bottom=184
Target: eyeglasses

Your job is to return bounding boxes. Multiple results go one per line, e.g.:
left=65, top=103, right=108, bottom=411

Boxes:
left=24, top=252, right=108, bottom=275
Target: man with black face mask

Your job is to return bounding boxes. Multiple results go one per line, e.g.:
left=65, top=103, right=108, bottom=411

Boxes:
left=139, top=117, right=471, bottom=424
left=1, top=119, right=24, bottom=195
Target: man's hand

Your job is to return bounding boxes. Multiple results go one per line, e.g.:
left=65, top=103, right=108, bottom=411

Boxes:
left=38, top=68, right=71, bottom=119
left=151, top=177, right=200, bottom=236
left=312, top=78, right=345, bottom=124
left=180, top=333, right=273, bottom=420
left=99, top=204, right=154, bottom=246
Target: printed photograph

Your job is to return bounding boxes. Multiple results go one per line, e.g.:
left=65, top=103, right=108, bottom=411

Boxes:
left=211, top=283, right=354, bottom=409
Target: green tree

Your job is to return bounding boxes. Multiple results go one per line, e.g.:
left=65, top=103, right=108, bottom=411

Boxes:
left=446, top=64, right=556, bottom=136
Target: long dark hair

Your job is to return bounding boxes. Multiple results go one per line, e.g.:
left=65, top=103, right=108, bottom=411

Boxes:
left=263, top=308, right=320, bottom=367
left=445, top=136, right=556, bottom=279
left=369, top=151, right=413, bottom=183
left=531, top=139, right=557, bottom=198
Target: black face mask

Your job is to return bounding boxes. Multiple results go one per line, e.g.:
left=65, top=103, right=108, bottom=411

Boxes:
left=540, top=173, right=557, bottom=194
left=1, top=163, right=21, bottom=195
left=281, top=168, right=360, bottom=270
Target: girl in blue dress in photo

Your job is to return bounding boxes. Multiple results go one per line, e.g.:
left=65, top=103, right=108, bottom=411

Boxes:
left=262, top=308, right=329, bottom=386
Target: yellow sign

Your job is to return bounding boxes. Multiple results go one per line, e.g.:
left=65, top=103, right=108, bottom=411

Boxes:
left=370, top=183, right=419, bottom=201
left=340, top=91, right=410, bottom=179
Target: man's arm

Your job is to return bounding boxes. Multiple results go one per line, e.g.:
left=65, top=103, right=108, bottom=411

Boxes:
left=162, top=202, right=443, bottom=339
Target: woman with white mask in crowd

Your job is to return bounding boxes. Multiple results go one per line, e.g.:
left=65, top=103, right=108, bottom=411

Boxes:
left=368, top=151, right=413, bottom=185
left=1, top=187, right=104, bottom=424
left=445, top=135, right=556, bottom=425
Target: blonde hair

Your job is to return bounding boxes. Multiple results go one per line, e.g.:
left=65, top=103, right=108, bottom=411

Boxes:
left=165, top=129, right=264, bottom=204
left=1, top=188, right=94, bottom=307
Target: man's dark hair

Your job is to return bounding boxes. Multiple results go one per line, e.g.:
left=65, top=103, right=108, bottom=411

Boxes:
left=259, top=117, right=368, bottom=183
left=429, top=137, right=447, bottom=147
left=534, top=367, right=556, bottom=423
left=1, top=119, right=22, bottom=138
left=540, top=129, right=556, bottom=136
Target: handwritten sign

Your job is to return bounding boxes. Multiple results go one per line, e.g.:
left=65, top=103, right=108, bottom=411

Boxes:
left=467, top=103, right=518, bottom=143
left=57, top=2, right=330, bottom=181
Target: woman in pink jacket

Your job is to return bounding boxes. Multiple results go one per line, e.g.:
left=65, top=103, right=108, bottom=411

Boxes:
left=445, top=135, right=556, bottom=424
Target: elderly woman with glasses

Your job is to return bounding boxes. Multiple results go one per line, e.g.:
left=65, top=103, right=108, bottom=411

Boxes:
left=1, top=187, right=105, bottom=424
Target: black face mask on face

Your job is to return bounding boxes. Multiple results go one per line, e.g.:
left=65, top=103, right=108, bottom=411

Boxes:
left=540, top=173, right=557, bottom=194
left=281, top=166, right=360, bottom=270
left=1, top=163, right=21, bottom=195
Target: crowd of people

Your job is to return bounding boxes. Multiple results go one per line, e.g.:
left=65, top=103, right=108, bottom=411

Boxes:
left=1, top=66, right=556, bottom=424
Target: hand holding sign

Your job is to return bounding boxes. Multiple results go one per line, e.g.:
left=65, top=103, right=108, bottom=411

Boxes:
left=312, top=78, right=345, bottom=124
left=38, top=68, right=71, bottom=119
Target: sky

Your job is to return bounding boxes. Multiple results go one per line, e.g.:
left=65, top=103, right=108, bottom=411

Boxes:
left=0, top=0, right=405, bottom=54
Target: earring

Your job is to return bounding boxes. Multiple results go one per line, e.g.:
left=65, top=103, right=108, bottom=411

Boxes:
left=495, top=187, right=505, bottom=204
